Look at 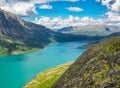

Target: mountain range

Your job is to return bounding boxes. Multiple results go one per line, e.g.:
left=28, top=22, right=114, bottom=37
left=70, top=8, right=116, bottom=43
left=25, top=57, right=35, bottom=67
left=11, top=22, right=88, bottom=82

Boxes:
left=0, top=9, right=107, bottom=56
left=57, top=25, right=120, bottom=36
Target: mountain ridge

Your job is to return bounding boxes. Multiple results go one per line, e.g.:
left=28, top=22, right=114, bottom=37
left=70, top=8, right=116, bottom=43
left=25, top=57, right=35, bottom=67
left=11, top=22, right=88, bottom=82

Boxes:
left=57, top=25, right=120, bottom=36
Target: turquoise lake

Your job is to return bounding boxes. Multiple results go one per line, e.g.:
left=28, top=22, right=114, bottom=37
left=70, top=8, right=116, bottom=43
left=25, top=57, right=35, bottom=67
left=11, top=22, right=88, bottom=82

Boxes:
left=0, top=42, right=86, bottom=88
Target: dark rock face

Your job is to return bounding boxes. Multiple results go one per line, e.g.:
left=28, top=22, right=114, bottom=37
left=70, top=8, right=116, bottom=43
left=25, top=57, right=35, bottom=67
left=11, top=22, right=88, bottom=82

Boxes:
left=52, top=36, right=120, bottom=88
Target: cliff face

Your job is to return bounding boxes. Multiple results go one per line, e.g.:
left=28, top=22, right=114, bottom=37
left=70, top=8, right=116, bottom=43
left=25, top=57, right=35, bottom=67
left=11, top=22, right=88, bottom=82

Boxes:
left=53, top=36, right=120, bottom=88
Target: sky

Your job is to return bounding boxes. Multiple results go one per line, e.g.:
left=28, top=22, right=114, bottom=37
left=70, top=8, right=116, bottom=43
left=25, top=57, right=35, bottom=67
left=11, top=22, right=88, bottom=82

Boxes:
left=0, top=0, right=120, bottom=29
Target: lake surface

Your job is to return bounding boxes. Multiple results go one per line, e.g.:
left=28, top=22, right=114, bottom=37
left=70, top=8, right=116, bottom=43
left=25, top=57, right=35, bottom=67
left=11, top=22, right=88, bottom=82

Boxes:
left=0, top=42, right=86, bottom=88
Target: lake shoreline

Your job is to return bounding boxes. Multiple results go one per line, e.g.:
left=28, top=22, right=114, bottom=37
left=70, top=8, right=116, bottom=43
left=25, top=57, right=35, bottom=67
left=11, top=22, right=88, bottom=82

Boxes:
left=22, top=62, right=73, bottom=88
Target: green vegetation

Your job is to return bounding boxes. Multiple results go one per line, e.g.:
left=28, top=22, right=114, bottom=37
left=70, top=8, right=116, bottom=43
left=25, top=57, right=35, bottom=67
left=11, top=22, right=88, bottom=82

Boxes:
left=53, top=36, right=120, bottom=88
left=24, top=62, right=72, bottom=88
left=0, top=44, right=39, bottom=56
left=0, top=36, right=39, bottom=56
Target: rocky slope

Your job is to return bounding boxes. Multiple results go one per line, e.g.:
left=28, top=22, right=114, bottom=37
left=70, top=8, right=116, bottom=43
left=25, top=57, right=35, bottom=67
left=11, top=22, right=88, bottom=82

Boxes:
left=0, top=9, right=56, bottom=55
left=0, top=9, right=55, bottom=48
left=53, top=36, right=120, bottom=88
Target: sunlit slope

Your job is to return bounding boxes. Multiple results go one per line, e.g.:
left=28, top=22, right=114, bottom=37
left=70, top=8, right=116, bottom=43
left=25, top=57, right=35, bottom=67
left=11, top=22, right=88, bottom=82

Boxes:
left=24, top=62, right=72, bottom=88
left=53, top=36, right=120, bottom=88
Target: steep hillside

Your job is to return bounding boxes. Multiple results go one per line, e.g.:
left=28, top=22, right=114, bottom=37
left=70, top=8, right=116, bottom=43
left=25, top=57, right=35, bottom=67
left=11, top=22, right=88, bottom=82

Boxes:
left=0, top=35, right=39, bottom=55
left=0, top=9, right=55, bottom=48
left=53, top=36, right=120, bottom=88
left=57, top=25, right=120, bottom=36
left=0, top=9, right=57, bottom=55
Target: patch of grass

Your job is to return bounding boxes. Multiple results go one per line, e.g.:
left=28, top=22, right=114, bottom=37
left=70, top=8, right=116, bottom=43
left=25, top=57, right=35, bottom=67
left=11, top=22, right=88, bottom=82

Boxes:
left=0, top=36, right=40, bottom=56
left=24, top=62, right=72, bottom=88
left=0, top=45, right=8, bottom=56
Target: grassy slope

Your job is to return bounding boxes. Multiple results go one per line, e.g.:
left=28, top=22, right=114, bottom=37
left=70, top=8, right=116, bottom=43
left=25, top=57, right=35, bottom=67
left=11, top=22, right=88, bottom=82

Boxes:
left=24, top=62, right=72, bottom=88
left=0, top=44, right=39, bottom=56
left=52, top=36, right=120, bottom=88
left=0, top=36, right=40, bottom=56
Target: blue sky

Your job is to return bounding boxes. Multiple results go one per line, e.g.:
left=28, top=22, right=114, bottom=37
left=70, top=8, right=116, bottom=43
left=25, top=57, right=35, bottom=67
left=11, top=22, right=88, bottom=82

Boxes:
left=24, top=0, right=107, bottom=21
left=41, top=0, right=106, bottom=18
left=0, top=0, right=120, bottom=29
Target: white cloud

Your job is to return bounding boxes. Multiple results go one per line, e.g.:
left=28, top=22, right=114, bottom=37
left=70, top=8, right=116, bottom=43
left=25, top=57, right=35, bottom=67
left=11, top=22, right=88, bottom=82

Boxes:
left=104, top=0, right=120, bottom=22
left=66, top=7, right=83, bottom=12
left=0, top=2, right=37, bottom=17
left=0, top=0, right=119, bottom=27
left=0, top=0, right=6, bottom=4
left=34, top=15, right=106, bottom=29
left=0, top=0, right=56, bottom=16
left=96, top=0, right=120, bottom=24
left=96, top=0, right=100, bottom=2
left=102, top=0, right=112, bottom=6
left=0, top=0, right=81, bottom=16
left=111, top=0, right=120, bottom=12
left=96, top=0, right=118, bottom=11
left=8, top=0, right=56, bottom=3
left=66, top=0, right=79, bottom=2
left=99, top=0, right=120, bottom=12
left=105, top=12, right=120, bottom=21
left=39, top=5, right=53, bottom=9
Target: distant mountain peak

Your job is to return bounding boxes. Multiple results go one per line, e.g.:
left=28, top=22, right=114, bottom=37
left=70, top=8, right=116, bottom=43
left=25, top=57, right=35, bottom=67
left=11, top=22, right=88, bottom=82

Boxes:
left=57, top=25, right=120, bottom=36
left=0, top=10, right=26, bottom=28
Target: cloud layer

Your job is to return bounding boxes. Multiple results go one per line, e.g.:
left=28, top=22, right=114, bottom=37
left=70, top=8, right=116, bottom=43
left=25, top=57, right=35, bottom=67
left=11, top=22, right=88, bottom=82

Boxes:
left=0, top=0, right=80, bottom=16
left=100, top=0, right=120, bottom=22
left=0, top=0, right=120, bottom=29
left=34, top=15, right=109, bottom=29
left=34, top=0, right=120, bottom=29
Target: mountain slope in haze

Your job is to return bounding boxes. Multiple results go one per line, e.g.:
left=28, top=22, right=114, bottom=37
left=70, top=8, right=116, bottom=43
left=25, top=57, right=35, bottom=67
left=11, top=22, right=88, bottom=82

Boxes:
left=0, top=9, right=106, bottom=56
left=57, top=25, right=120, bottom=36
left=53, top=36, right=120, bottom=88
